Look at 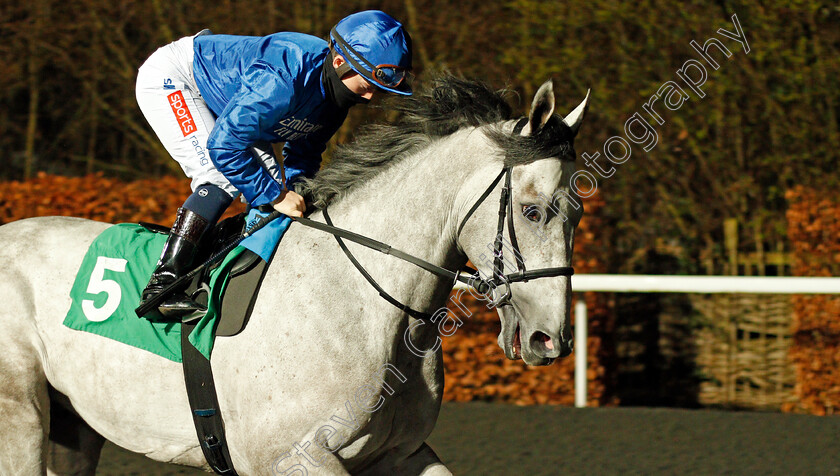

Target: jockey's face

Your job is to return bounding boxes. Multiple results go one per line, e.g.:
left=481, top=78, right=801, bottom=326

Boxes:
left=332, top=55, right=377, bottom=100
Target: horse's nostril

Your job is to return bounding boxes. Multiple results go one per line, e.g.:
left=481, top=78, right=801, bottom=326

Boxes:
left=530, top=331, right=557, bottom=354
left=541, top=333, right=554, bottom=350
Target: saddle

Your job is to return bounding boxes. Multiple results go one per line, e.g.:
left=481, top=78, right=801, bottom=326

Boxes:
left=139, top=212, right=269, bottom=336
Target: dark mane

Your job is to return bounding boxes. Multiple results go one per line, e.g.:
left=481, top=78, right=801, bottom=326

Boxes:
left=297, top=75, right=575, bottom=209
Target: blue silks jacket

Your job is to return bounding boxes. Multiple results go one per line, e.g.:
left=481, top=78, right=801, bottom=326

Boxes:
left=192, top=32, right=347, bottom=207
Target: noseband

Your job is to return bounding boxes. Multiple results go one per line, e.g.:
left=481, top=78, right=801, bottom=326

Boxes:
left=295, top=118, right=574, bottom=320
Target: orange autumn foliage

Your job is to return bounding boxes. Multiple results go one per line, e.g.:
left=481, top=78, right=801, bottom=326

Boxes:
left=0, top=172, right=246, bottom=226
left=786, top=187, right=840, bottom=415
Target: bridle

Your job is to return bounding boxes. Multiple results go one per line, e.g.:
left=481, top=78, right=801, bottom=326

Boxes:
left=454, top=166, right=575, bottom=308
left=294, top=117, right=574, bottom=320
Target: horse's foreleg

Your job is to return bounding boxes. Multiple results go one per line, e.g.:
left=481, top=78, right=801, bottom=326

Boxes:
left=395, top=443, right=452, bottom=476
left=358, top=442, right=452, bottom=476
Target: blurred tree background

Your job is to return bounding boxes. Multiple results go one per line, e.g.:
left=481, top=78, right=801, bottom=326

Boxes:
left=1, top=0, right=838, bottom=273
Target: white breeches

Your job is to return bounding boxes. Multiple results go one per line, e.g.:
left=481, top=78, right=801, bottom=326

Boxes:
left=135, top=30, right=282, bottom=197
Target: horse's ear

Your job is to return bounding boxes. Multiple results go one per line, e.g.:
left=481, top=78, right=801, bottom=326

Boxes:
left=528, top=80, right=555, bottom=133
left=562, top=89, right=591, bottom=136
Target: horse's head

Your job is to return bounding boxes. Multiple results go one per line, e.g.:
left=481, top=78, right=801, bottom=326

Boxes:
left=457, top=80, right=590, bottom=366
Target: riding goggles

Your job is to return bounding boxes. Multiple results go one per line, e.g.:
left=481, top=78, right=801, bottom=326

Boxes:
left=330, top=27, right=409, bottom=90
left=371, top=65, right=408, bottom=89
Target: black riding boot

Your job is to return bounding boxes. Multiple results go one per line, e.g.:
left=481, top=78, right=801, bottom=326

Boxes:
left=139, top=208, right=210, bottom=318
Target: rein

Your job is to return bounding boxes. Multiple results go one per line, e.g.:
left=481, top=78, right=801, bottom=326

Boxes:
left=295, top=210, right=475, bottom=321
left=293, top=119, right=575, bottom=317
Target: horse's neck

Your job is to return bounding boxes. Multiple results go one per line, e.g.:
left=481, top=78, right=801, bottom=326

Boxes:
left=320, top=129, right=491, bottom=313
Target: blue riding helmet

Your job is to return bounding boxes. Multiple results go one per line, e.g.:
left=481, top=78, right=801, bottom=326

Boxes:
left=330, top=10, right=413, bottom=95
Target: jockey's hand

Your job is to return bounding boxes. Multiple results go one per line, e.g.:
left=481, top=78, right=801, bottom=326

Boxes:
left=272, top=190, right=305, bottom=218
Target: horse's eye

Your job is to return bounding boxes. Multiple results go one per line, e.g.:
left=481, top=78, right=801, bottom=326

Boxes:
left=521, top=205, right=542, bottom=222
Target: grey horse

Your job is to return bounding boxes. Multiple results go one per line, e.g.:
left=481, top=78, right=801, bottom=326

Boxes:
left=0, top=76, right=588, bottom=475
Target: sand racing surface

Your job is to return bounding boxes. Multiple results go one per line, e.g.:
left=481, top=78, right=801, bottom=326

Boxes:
left=96, top=402, right=840, bottom=475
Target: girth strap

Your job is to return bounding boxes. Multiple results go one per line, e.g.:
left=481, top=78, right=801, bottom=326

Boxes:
left=181, top=319, right=238, bottom=475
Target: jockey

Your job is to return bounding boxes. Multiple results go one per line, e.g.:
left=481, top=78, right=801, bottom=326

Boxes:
left=135, top=10, right=412, bottom=318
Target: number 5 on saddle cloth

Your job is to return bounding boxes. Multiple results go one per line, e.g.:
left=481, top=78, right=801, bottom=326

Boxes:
left=63, top=209, right=291, bottom=362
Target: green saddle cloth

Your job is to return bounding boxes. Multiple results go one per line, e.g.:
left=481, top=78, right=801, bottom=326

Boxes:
left=63, top=223, right=247, bottom=362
